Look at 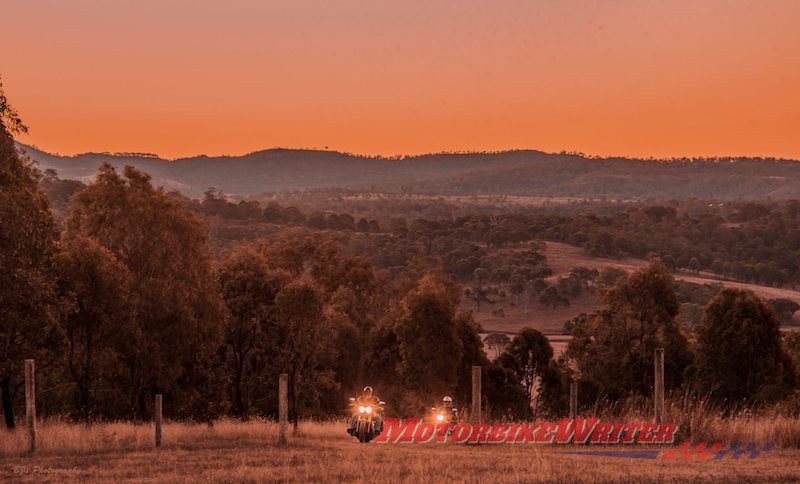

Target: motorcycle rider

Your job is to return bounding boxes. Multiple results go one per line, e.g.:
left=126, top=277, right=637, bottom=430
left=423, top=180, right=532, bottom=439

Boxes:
left=441, top=395, right=458, bottom=424
left=347, top=386, right=383, bottom=435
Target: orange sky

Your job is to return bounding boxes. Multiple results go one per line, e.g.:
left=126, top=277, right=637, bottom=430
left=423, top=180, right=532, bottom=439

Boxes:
left=3, top=0, right=799, bottom=159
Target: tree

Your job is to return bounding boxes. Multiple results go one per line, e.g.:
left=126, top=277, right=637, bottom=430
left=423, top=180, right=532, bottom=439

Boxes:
left=536, top=362, right=569, bottom=418
left=498, top=328, right=553, bottom=408
left=258, top=234, right=387, bottom=414
left=54, top=236, right=135, bottom=420
left=274, top=279, right=331, bottom=433
left=769, top=298, right=800, bottom=324
left=785, top=332, right=800, bottom=382
left=509, top=275, right=526, bottom=307
left=217, top=245, right=289, bottom=417
left=597, top=267, right=627, bottom=288
left=395, top=273, right=464, bottom=406
left=566, top=260, right=692, bottom=401
left=538, top=286, right=570, bottom=308
left=695, top=288, right=795, bottom=404
left=0, top=76, right=27, bottom=135
left=469, top=268, right=490, bottom=311
left=484, top=362, right=531, bottom=420
left=485, top=333, right=511, bottom=358
left=0, top=81, right=60, bottom=429
left=64, top=164, right=224, bottom=419
left=453, top=311, right=489, bottom=411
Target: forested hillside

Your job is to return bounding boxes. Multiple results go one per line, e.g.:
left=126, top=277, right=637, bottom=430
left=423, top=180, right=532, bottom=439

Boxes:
left=20, top=143, right=800, bottom=199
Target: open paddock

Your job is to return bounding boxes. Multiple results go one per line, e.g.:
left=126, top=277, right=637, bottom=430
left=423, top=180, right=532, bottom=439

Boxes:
left=2, top=419, right=799, bottom=482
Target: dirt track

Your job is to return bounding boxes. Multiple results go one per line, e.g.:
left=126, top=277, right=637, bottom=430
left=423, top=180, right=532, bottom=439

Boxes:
left=543, top=241, right=800, bottom=306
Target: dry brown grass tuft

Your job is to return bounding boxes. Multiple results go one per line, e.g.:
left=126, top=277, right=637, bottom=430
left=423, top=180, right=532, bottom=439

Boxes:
left=594, top=397, right=800, bottom=449
left=0, top=419, right=350, bottom=457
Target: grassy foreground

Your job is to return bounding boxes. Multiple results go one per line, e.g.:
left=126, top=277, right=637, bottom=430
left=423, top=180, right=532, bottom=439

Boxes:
left=1, top=419, right=800, bottom=482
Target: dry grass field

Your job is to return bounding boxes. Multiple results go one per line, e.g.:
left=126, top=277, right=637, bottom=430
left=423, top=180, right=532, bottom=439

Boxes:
left=2, top=416, right=800, bottom=483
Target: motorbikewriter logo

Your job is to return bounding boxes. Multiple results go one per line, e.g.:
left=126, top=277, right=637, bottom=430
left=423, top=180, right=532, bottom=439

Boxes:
left=375, top=418, right=678, bottom=445
left=375, top=418, right=773, bottom=460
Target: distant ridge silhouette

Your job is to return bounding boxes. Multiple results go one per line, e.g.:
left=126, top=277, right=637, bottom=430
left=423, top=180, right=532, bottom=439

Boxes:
left=17, top=142, right=800, bottom=199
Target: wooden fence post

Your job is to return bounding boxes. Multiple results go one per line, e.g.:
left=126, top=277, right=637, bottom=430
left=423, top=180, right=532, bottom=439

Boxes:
left=569, top=380, right=577, bottom=419
left=25, top=359, right=35, bottom=453
left=654, top=348, right=664, bottom=424
left=471, top=366, right=481, bottom=423
left=278, top=373, right=288, bottom=445
left=154, top=394, right=163, bottom=447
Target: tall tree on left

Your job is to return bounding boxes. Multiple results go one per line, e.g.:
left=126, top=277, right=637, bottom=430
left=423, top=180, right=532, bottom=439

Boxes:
left=0, top=78, right=61, bottom=429
left=64, top=162, right=224, bottom=420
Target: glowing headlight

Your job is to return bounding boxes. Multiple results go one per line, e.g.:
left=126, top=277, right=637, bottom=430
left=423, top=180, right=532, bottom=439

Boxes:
left=436, top=413, right=445, bottom=422
left=358, top=405, right=365, bottom=413
left=365, top=406, right=373, bottom=414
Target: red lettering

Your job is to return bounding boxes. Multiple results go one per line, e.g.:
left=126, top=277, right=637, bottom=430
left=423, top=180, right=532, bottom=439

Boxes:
left=432, top=423, right=454, bottom=443
left=572, top=418, right=600, bottom=444
left=607, top=423, right=627, bottom=444
left=619, top=423, right=644, bottom=443
left=413, top=423, right=436, bottom=443
left=487, top=424, right=510, bottom=443
left=374, top=418, right=420, bottom=444
left=534, top=423, right=557, bottom=443
left=505, top=424, right=522, bottom=443
left=636, top=424, right=659, bottom=444
left=589, top=422, right=613, bottom=444
left=653, top=424, right=679, bottom=444
left=513, top=423, right=540, bottom=443
left=451, top=424, right=473, bottom=444
left=467, top=424, right=492, bottom=444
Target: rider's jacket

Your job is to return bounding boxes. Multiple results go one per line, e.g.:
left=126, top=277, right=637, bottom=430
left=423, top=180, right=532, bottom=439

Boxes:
left=447, top=407, right=459, bottom=423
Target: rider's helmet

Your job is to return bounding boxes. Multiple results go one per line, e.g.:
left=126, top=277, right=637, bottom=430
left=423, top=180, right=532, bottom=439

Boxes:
left=363, top=386, right=374, bottom=397
left=443, top=396, right=453, bottom=407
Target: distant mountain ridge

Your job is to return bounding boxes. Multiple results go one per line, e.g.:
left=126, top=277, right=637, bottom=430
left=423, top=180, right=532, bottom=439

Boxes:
left=17, top=142, right=800, bottom=199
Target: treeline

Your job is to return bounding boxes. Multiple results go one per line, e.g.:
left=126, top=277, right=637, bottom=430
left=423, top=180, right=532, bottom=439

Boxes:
left=190, top=196, right=800, bottom=288
left=538, top=202, right=800, bottom=287
left=380, top=204, right=800, bottom=287
left=410, top=155, right=800, bottom=199
left=177, top=191, right=559, bottom=294
left=180, top=188, right=383, bottom=233
left=562, top=261, right=800, bottom=410
left=472, top=260, right=800, bottom=417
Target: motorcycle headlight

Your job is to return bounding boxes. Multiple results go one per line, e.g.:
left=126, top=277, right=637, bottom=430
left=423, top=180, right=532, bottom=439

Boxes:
left=436, top=413, right=445, bottom=422
left=365, top=406, right=373, bottom=414
left=358, top=405, right=366, bottom=413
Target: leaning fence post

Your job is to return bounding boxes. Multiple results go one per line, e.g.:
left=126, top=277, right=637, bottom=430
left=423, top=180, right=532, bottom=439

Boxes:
left=25, top=359, right=36, bottom=453
left=569, top=380, right=578, bottom=419
left=471, top=366, right=482, bottom=423
left=154, top=394, right=163, bottom=447
left=654, top=348, right=664, bottom=424
left=279, top=373, right=288, bottom=445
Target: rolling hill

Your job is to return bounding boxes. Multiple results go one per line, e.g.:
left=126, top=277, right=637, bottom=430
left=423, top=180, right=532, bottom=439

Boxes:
left=18, top=143, right=800, bottom=199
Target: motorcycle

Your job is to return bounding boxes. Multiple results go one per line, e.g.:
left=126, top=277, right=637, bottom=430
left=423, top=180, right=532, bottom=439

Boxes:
left=429, top=407, right=451, bottom=424
left=428, top=406, right=458, bottom=437
left=348, top=397, right=385, bottom=443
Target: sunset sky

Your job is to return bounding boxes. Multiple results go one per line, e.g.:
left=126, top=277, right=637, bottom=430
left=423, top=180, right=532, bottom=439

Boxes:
left=3, top=0, right=799, bottom=159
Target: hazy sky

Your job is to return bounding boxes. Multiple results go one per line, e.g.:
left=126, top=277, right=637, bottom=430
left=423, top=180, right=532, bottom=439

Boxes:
left=3, top=0, right=799, bottom=159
